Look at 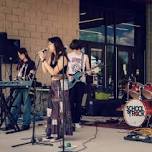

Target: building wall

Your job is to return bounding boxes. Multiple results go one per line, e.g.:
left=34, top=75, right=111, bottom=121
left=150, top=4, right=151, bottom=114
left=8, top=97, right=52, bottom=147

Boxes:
left=146, top=3, right=152, bottom=82
left=0, top=0, right=79, bottom=84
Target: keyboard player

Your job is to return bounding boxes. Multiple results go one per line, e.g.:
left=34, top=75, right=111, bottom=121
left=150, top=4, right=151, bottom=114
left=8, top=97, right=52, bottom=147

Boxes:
left=6, top=48, right=36, bottom=131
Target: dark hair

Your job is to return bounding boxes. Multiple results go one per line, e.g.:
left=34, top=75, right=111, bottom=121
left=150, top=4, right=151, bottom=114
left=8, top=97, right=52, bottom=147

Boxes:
left=18, top=48, right=30, bottom=60
left=48, top=36, right=68, bottom=61
left=69, top=39, right=82, bottom=50
left=17, top=48, right=31, bottom=70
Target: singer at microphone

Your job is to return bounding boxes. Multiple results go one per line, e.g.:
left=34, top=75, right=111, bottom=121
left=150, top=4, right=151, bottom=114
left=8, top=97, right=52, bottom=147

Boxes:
left=39, top=48, right=48, bottom=53
left=38, top=36, right=73, bottom=139
left=38, top=48, right=48, bottom=61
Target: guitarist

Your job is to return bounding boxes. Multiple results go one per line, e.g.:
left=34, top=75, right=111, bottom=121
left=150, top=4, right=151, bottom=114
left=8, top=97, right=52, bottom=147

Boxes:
left=67, top=39, right=91, bottom=129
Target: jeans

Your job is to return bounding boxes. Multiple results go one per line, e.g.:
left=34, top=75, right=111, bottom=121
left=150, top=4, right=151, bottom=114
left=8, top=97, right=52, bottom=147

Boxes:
left=69, top=82, right=86, bottom=123
left=8, top=89, right=31, bottom=126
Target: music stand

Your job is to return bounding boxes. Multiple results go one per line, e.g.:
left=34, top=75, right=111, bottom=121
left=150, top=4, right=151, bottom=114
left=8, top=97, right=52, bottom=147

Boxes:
left=12, top=58, right=53, bottom=147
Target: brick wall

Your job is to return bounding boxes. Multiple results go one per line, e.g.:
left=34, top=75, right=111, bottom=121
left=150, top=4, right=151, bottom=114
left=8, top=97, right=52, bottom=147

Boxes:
left=0, top=0, right=79, bottom=84
left=146, top=3, right=152, bottom=82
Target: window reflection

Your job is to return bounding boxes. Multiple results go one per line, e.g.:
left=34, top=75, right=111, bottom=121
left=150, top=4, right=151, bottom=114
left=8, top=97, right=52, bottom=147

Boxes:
left=80, top=26, right=105, bottom=43
left=116, top=23, right=134, bottom=46
left=107, top=25, right=114, bottom=44
left=91, top=48, right=103, bottom=85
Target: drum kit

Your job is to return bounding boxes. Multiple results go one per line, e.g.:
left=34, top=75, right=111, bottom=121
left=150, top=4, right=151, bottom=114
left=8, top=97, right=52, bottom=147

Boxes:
left=123, top=81, right=152, bottom=127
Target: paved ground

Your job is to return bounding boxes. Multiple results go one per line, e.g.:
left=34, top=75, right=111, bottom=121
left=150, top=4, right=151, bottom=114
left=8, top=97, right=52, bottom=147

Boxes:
left=0, top=117, right=152, bottom=152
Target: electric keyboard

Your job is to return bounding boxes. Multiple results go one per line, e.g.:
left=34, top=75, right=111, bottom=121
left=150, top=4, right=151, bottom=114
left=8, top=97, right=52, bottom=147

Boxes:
left=0, top=80, right=32, bottom=88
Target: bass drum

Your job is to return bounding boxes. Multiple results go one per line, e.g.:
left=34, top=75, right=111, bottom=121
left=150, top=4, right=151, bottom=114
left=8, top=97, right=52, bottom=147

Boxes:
left=123, top=99, right=152, bottom=127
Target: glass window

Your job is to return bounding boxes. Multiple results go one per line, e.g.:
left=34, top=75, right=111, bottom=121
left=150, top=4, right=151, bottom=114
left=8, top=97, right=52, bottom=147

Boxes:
left=106, top=45, right=114, bottom=85
left=118, top=50, right=129, bottom=80
left=91, top=48, right=103, bottom=66
left=80, top=26, right=105, bottom=43
left=90, top=47, right=104, bottom=85
left=107, top=25, right=114, bottom=44
left=116, top=22, right=134, bottom=46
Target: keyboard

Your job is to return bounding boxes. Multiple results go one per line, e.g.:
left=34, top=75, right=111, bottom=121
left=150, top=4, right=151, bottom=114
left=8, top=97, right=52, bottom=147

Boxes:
left=0, top=80, right=32, bottom=88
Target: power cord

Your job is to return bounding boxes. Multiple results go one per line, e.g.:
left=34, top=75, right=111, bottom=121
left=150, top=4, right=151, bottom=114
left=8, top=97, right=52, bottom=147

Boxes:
left=72, top=121, right=98, bottom=152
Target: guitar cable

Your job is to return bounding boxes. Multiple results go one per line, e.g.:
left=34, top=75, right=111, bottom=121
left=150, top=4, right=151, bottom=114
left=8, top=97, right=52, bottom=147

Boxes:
left=69, top=121, right=98, bottom=152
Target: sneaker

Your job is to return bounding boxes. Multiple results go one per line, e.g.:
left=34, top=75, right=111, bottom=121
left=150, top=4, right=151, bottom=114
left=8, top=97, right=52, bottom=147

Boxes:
left=21, top=125, right=30, bottom=130
left=75, top=123, right=81, bottom=129
left=41, top=137, right=52, bottom=142
left=42, top=137, right=61, bottom=143
left=50, top=137, right=62, bottom=142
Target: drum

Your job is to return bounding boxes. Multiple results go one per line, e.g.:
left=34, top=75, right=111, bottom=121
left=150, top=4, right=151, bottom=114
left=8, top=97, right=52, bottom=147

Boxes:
left=143, top=83, right=152, bottom=99
left=123, top=99, right=152, bottom=127
left=129, top=82, right=143, bottom=99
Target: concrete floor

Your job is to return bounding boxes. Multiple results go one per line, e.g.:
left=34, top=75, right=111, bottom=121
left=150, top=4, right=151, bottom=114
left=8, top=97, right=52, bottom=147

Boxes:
left=0, top=117, right=152, bottom=152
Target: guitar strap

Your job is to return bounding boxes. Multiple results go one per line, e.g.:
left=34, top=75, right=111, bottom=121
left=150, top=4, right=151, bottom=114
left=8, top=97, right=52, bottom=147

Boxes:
left=81, top=52, right=84, bottom=72
left=68, top=52, right=85, bottom=89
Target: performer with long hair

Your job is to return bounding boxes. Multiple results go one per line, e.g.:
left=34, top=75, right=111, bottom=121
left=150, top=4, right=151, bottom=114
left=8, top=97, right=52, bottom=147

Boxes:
left=38, top=36, right=73, bottom=139
left=6, top=48, right=36, bottom=130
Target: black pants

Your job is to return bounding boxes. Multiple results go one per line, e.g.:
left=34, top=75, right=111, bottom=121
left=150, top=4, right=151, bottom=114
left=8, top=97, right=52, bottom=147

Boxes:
left=69, top=82, right=86, bottom=123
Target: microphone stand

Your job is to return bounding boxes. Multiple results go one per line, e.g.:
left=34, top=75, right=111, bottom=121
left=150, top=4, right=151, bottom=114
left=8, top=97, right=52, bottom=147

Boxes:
left=127, top=77, right=131, bottom=101
left=8, top=57, right=14, bottom=105
left=8, top=57, right=13, bottom=81
left=58, top=51, right=66, bottom=152
left=58, top=50, right=73, bottom=152
left=12, top=58, right=53, bottom=147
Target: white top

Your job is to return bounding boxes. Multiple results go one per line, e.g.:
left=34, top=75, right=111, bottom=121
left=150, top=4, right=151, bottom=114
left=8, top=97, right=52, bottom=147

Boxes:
left=67, top=51, right=87, bottom=83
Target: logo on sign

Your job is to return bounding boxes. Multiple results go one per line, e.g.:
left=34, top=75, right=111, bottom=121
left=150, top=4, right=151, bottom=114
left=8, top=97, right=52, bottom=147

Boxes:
left=126, top=106, right=145, bottom=117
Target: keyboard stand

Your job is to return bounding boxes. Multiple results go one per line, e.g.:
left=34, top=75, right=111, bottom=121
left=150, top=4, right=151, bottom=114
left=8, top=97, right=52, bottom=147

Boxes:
left=0, top=91, right=20, bottom=133
left=0, top=80, right=33, bottom=133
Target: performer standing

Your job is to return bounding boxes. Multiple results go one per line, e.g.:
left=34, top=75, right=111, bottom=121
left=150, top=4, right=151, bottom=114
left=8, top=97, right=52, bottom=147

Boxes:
left=67, top=39, right=91, bottom=128
left=6, top=48, right=36, bottom=130
left=38, top=36, right=73, bottom=139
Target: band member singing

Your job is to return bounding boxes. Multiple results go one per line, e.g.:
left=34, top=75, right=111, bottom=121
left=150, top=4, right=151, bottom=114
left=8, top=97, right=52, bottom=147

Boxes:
left=38, top=36, right=73, bottom=139
left=67, top=39, right=91, bottom=128
left=6, top=48, right=36, bottom=130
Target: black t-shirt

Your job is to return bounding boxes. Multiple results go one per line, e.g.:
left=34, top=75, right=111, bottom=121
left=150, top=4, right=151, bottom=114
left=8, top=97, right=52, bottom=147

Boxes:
left=50, top=54, right=67, bottom=75
left=17, top=59, right=36, bottom=80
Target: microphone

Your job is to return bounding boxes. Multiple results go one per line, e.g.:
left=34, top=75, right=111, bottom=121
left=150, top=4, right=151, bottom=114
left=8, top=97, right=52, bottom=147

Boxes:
left=41, top=48, right=48, bottom=53
left=38, top=48, right=48, bottom=54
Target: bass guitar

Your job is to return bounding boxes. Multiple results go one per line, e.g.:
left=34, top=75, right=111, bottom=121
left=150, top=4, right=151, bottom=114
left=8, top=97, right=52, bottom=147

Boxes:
left=68, top=64, right=101, bottom=89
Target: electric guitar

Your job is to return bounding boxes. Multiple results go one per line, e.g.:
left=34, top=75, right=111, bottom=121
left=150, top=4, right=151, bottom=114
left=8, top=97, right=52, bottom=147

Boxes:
left=68, top=64, right=101, bottom=89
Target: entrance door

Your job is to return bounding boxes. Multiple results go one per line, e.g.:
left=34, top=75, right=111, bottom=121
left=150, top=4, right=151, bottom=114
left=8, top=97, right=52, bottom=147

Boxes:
left=106, top=45, right=134, bottom=98
left=117, top=45, right=135, bottom=97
